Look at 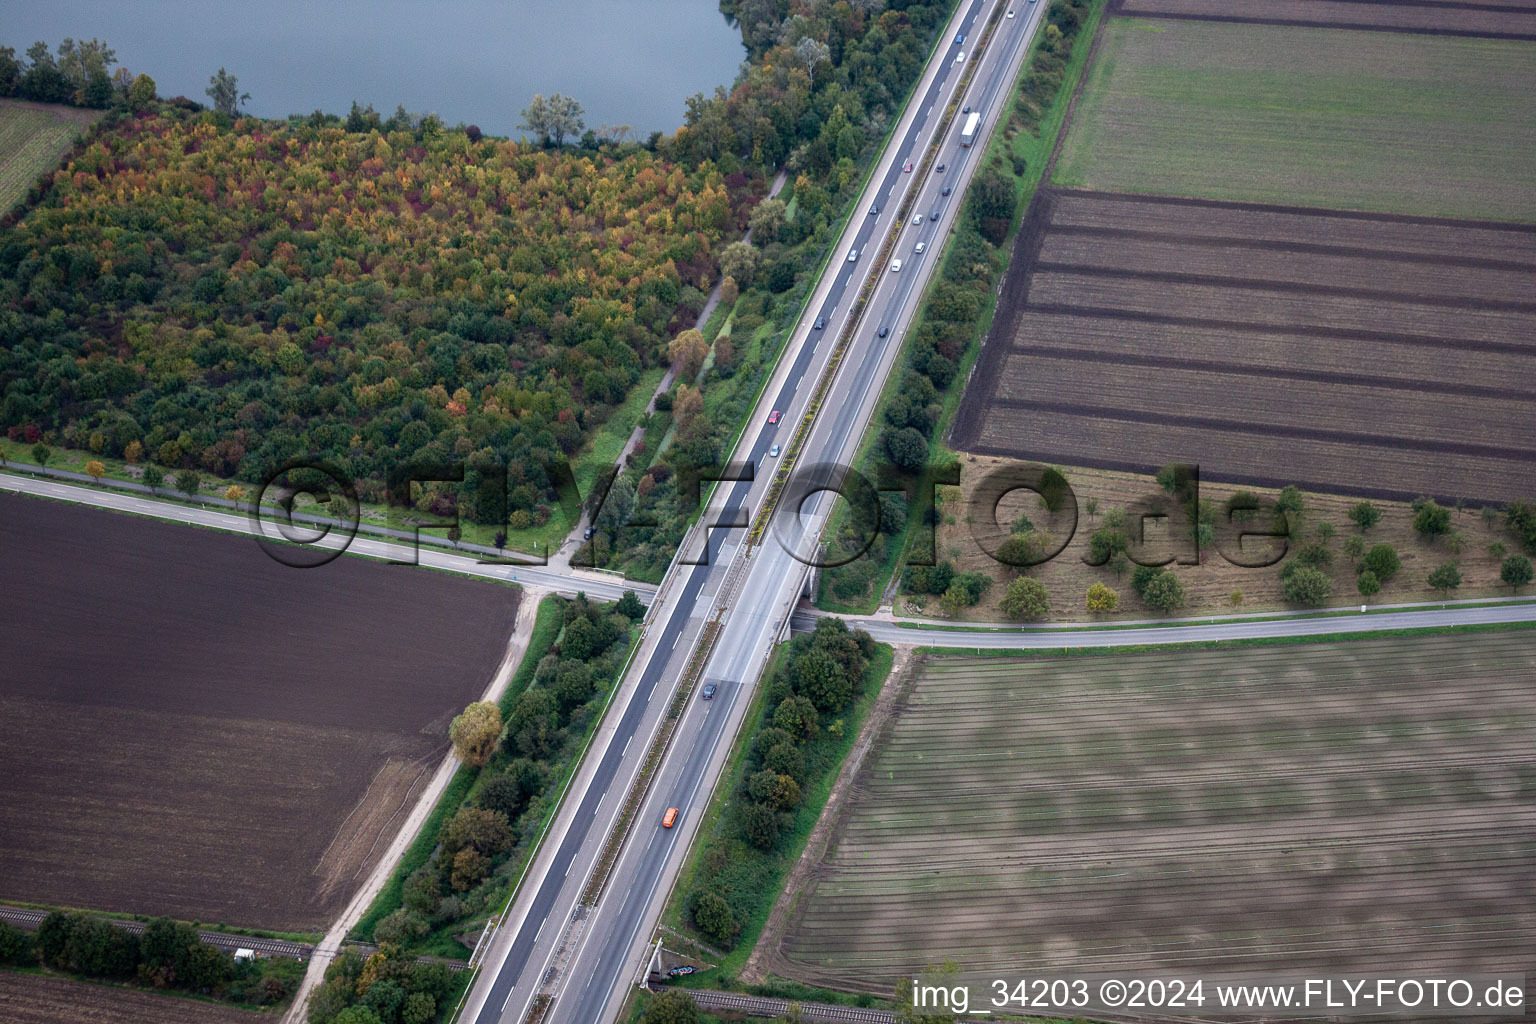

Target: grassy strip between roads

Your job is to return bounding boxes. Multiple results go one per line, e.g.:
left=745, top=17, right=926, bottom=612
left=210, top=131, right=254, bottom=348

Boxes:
left=656, top=643, right=894, bottom=995
left=915, top=618, right=1536, bottom=659
left=351, top=596, right=565, bottom=944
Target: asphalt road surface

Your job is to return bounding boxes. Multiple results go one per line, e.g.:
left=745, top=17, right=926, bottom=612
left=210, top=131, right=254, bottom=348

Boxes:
left=461, top=3, right=1053, bottom=1022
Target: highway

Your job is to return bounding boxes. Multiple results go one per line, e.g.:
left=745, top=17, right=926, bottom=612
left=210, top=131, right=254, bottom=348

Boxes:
left=460, top=2, right=1051, bottom=1022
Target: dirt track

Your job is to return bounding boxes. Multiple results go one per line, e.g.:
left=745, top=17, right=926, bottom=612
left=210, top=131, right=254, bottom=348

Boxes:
left=0, top=490, right=519, bottom=931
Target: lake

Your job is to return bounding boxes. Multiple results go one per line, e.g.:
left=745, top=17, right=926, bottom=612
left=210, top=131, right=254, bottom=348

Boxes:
left=8, top=0, right=747, bottom=137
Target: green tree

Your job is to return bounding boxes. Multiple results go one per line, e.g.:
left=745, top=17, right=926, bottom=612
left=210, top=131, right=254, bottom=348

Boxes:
left=1140, top=570, right=1186, bottom=613
left=1426, top=562, right=1462, bottom=596
left=1348, top=501, right=1381, bottom=531
left=520, top=92, right=585, bottom=146
left=127, top=72, right=156, bottom=108
left=142, top=464, right=164, bottom=491
left=1500, top=555, right=1533, bottom=593
left=176, top=468, right=201, bottom=497
left=1342, top=534, right=1365, bottom=562
left=644, top=988, right=702, bottom=1024
left=0, top=921, right=34, bottom=966
left=1413, top=500, right=1452, bottom=538
left=402, top=992, right=437, bottom=1024
left=450, top=847, right=492, bottom=891
left=797, top=649, right=852, bottom=712
left=999, top=576, right=1049, bottom=620
left=1357, top=569, right=1380, bottom=600
left=741, top=801, right=786, bottom=850
left=885, top=427, right=927, bottom=470
left=748, top=769, right=801, bottom=810
left=717, top=241, right=761, bottom=288
left=747, top=197, right=787, bottom=243
left=1361, top=544, right=1400, bottom=582
left=940, top=571, right=992, bottom=613
left=449, top=701, right=503, bottom=767
left=205, top=67, right=249, bottom=115
left=595, top=475, right=637, bottom=537
left=31, top=442, right=51, bottom=466
left=773, top=695, right=819, bottom=738
left=616, top=590, right=645, bottom=620
left=331, top=1007, right=384, bottom=1024
left=1281, top=565, right=1332, bottom=607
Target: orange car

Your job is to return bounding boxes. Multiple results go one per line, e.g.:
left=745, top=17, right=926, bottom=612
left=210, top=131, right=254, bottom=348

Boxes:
left=662, top=807, right=679, bottom=828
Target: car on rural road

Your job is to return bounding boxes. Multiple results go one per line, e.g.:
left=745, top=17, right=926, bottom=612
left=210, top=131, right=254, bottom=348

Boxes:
left=701, top=682, right=717, bottom=700
left=954, top=51, right=965, bottom=64
left=1007, top=8, right=1015, bottom=16
left=877, top=325, right=889, bottom=338
left=912, top=213, right=923, bottom=226
left=890, top=259, right=903, bottom=272
left=768, top=409, right=782, bottom=425
left=903, top=160, right=913, bottom=173
left=955, top=33, right=964, bottom=44
left=936, top=163, right=946, bottom=172
left=769, top=443, right=782, bottom=457
left=813, top=315, right=826, bottom=330
left=662, top=807, right=678, bottom=828
left=914, top=241, right=926, bottom=254
left=942, top=185, right=952, bottom=196
left=869, top=202, right=879, bottom=215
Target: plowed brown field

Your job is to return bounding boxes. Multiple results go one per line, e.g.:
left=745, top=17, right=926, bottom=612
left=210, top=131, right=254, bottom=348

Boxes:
left=950, top=190, right=1536, bottom=503
left=0, top=491, right=519, bottom=931
left=0, top=971, right=268, bottom=1023
left=1115, top=0, right=1536, bottom=38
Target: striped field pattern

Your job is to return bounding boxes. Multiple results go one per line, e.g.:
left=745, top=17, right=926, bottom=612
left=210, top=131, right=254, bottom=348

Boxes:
left=770, top=633, right=1536, bottom=1012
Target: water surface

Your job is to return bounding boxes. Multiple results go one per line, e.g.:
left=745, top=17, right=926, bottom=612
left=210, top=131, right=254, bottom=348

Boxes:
left=8, top=0, right=746, bottom=137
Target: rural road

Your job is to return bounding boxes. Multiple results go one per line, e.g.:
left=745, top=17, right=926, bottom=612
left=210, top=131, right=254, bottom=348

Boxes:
left=0, top=471, right=652, bottom=606
left=798, top=600, right=1536, bottom=647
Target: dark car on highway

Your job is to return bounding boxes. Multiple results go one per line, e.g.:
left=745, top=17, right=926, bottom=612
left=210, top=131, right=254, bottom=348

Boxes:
left=702, top=682, right=718, bottom=700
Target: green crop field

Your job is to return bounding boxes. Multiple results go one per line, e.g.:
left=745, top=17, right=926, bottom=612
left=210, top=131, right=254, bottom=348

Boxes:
left=765, top=632, right=1536, bottom=997
left=1053, top=19, right=1536, bottom=220
left=0, top=100, right=98, bottom=214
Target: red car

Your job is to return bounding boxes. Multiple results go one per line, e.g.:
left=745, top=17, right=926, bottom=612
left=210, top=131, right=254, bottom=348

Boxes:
left=903, top=160, right=913, bottom=173
left=768, top=410, right=782, bottom=425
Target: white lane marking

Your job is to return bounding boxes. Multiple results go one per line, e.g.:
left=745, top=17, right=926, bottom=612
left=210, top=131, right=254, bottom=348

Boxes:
left=621, top=734, right=632, bottom=757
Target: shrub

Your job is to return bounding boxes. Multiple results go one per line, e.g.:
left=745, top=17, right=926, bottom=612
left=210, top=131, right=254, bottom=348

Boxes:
left=1085, top=582, right=1118, bottom=613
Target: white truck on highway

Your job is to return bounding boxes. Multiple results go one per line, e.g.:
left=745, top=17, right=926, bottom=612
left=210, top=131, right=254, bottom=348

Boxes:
left=960, top=111, right=980, bottom=147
